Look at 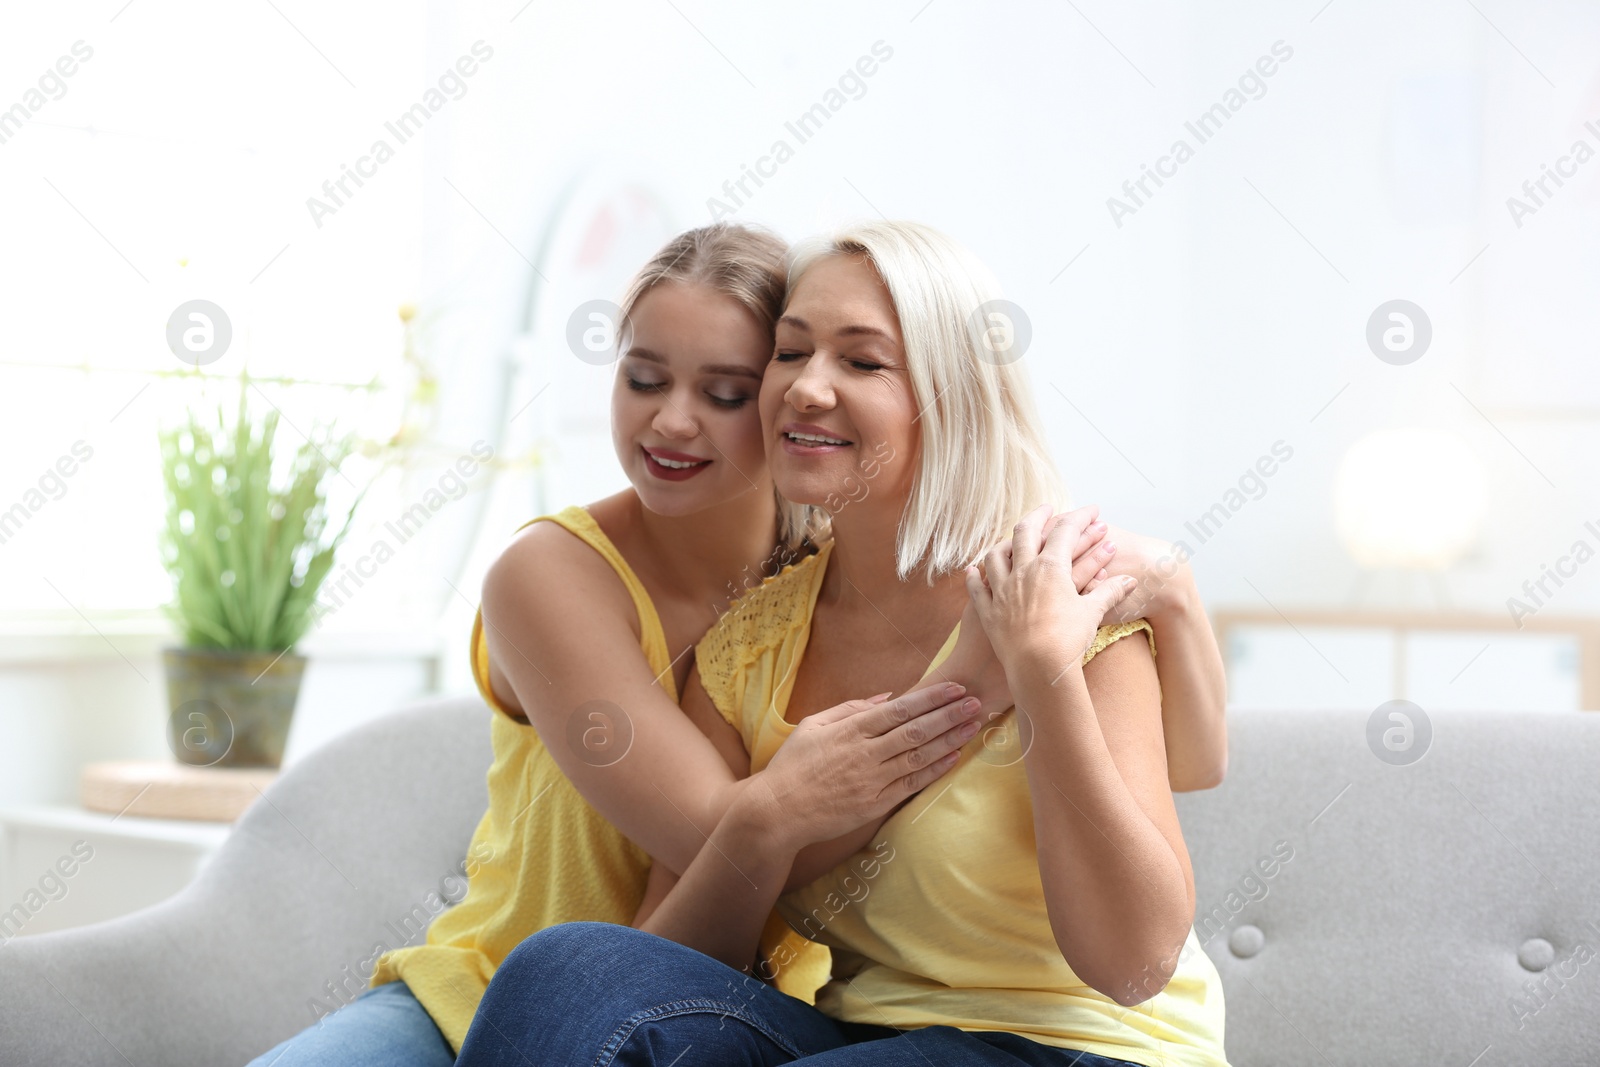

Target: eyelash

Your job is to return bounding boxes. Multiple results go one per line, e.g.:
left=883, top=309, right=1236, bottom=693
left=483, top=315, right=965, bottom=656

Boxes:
left=773, top=352, right=885, bottom=373
left=626, top=377, right=750, bottom=409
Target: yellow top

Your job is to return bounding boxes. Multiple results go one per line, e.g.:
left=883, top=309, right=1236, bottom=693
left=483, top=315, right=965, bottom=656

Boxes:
left=697, top=540, right=1231, bottom=1067
left=370, top=505, right=827, bottom=1053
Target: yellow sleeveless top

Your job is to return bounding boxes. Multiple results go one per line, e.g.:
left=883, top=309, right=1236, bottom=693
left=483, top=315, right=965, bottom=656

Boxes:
left=696, top=540, right=1232, bottom=1067
left=369, top=506, right=825, bottom=1053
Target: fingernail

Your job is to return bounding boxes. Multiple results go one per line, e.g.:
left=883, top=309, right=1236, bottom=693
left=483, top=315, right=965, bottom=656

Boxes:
left=1121, top=576, right=1136, bottom=589
left=959, top=720, right=981, bottom=739
left=945, top=683, right=965, bottom=699
left=962, top=698, right=981, bottom=714
left=1101, top=541, right=1116, bottom=555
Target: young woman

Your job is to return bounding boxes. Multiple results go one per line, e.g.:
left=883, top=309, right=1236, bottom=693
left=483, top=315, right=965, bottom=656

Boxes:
left=454, top=222, right=1232, bottom=1067
left=247, top=222, right=1225, bottom=1066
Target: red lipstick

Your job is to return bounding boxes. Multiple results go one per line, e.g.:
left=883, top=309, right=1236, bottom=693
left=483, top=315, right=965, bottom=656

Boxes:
left=641, top=445, right=712, bottom=481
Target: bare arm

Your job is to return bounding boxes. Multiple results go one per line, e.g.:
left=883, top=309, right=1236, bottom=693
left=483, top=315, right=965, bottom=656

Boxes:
left=921, top=505, right=1229, bottom=792
left=638, top=694, right=975, bottom=973
left=968, top=506, right=1194, bottom=1005
left=638, top=794, right=795, bottom=973
left=676, top=665, right=922, bottom=891
left=1141, top=573, right=1227, bottom=790
left=481, top=522, right=751, bottom=877
left=630, top=861, right=678, bottom=930
left=482, top=521, right=975, bottom=883
left=1097, top=525, right=1228, bottom=791
left=1017, top=632, right=1193, bottom=1005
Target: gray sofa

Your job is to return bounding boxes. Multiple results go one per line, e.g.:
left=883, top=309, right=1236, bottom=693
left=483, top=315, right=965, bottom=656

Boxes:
left=1, top=697, right=1596, bottom=1066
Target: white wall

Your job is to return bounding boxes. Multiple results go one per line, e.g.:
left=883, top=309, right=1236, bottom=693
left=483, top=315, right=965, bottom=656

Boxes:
left=426, top=0, right=1600, bottom=635
left=4, top=0, right=1598, bottom=812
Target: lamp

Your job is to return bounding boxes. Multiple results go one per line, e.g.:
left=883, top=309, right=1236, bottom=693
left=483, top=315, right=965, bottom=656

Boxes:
left=1334, top=427, right=1489, bottom=571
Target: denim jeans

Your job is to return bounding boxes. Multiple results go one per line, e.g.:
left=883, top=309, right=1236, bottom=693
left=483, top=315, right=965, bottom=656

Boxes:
left=243, top=979, right=455, bottom=1067
left=456, top=921, right=1146, bottom=1067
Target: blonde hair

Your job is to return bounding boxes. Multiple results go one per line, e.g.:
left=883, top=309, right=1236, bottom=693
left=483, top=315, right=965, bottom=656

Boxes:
left=782, top=220, right=1066, bottom=581
left=619, top=222, right=788, bottom=337
left=617, top=222, right=824, bottom=551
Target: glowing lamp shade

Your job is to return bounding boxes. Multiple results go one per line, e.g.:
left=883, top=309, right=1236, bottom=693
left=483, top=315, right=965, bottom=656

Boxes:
left=1334, top=428, right=1489, bottom=570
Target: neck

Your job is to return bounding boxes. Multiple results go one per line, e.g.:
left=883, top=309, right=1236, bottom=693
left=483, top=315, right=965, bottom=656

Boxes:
left=820, top=494, right=968, bottom=619
left=627, top=484, right=782, bottom=609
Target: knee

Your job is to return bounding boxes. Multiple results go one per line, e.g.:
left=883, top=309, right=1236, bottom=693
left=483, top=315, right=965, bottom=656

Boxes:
left=502, top=921, right=638, bottom=969
left=492, top=922, right=650, bottom=998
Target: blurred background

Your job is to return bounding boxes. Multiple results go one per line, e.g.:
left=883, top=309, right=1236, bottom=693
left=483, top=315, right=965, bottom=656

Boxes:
left=1, top=0, right=1597, bottom=928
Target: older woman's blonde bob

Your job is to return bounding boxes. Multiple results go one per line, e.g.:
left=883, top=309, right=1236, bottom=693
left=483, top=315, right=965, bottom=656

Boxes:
left=781, top=221, right=1067, bottom=582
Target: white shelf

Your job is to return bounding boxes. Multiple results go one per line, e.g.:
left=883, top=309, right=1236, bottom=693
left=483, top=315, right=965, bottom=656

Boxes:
left=0, top=804, right=232, bottom=940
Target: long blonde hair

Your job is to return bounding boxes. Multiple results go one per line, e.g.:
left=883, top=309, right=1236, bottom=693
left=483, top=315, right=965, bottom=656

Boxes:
left=782, top=221, right=1066, bottom=581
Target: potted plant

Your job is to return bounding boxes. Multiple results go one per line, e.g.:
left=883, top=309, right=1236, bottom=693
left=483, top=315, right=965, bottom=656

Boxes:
left=157, top=376, right=365, bottom=768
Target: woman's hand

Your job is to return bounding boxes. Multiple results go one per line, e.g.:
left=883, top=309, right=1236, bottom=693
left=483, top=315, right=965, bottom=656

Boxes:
left=1088, top=524, right=1190, bottom=626
left=741, top=683, right=982, bottom=851
left=937, top=503, right=1122, bottom=711
left=964, top=504, right=1140, bottom=678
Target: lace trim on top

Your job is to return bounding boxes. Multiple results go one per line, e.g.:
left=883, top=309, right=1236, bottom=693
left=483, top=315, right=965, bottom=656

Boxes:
left=696, top=541, right=834, bottom=727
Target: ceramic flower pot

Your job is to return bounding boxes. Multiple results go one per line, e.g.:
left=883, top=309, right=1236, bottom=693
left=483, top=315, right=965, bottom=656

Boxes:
left=161, top=646, right=307, bottom=768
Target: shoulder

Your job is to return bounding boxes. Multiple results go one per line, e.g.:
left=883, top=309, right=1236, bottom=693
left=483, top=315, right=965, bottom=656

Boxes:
left=482, top=511, right=639, bottom=644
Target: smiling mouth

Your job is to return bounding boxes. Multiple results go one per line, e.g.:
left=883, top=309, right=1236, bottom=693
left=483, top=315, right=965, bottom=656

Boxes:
left=641, top=446, right=713, bottom=479
left=784, top=430, right=852, bottom=446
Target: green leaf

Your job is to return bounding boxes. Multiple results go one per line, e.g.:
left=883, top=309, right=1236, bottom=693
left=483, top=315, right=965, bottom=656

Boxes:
left=157, top=377, right=367, bottom=653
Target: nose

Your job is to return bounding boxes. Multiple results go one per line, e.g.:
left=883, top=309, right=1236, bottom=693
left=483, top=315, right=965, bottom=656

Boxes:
left=650, top=391, right=699, bottom=440
left=784, top=354, right=836, bottom=413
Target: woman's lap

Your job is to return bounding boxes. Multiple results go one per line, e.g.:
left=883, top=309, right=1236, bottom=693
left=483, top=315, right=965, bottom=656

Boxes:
left=456, top=921, right=853, bottom=1065
left=243, top=979, right=455, bottom=1067
left=455, top=921, right=1144, bottom=1067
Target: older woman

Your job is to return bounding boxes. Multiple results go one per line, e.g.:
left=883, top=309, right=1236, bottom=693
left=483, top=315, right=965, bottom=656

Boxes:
left=246, top=221, right=1222, bottom=1067
left=454, top=221, right=1231, bottom=1067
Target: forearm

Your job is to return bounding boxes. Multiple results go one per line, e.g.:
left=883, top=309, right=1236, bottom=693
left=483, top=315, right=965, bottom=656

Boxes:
left=787, top=820, right=883, bottom=891
left=1013, top=661, right=1193, bottom=1003
left=674, top=751, right=892, bottom=893
left=640, top=794, right=797, bottom=974
left=1145, top=577, right=1228, bottom=791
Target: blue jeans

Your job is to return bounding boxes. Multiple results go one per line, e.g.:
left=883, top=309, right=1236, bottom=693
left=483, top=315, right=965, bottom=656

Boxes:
left=456, top=921, right=1144, bottom=1067
left=244, top=980, right=455, bottom=1067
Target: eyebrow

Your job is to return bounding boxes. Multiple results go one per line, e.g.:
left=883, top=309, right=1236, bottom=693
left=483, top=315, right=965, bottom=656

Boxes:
left=777, top=314, right=895, bottom=342
left=624, top=348, right=763, bottom=380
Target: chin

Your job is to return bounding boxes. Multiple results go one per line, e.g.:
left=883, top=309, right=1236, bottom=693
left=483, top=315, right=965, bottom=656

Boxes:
left=633, top=465, right=766, bottom=520
left=769, top=474, right=833, bottom=509
left=632, top=481, right=717, bottom=518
